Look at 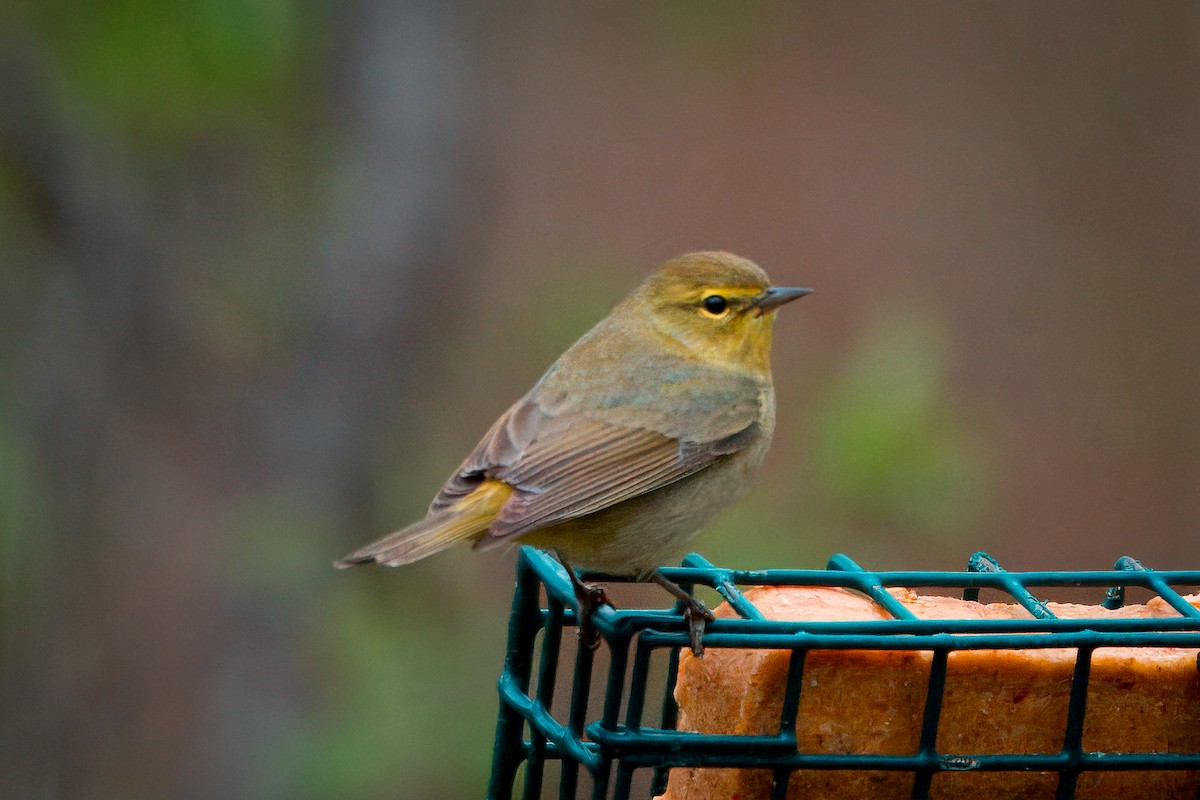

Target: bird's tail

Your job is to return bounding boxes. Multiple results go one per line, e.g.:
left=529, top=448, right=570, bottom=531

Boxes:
left=334, top=480, right=513, bottom=568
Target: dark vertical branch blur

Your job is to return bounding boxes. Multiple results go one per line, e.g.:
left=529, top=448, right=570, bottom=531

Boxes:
left=282, top=0, right=482, bottom=540
left=0, top=1, right=484, bottom=797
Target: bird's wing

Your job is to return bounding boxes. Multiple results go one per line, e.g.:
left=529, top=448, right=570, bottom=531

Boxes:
left=429, top=395, right=761, bottom=543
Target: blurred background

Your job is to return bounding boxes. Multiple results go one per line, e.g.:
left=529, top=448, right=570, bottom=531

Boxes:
left=2, top=2, right=1197, bottom=798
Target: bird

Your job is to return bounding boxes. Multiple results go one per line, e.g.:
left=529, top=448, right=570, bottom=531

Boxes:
left=336, top=251, right=810, bottom=654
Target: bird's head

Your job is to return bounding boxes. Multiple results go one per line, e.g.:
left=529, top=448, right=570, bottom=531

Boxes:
left=629, top=252, right=810, bottom=375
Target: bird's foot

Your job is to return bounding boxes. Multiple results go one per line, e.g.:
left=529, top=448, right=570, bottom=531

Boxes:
left=554, top=551, right=612, bottom=650
left=681, top=595, right=715, bottom=657
left=652, top=570, right=716, bottom=658
left=573, top=581, right=611, bottom=650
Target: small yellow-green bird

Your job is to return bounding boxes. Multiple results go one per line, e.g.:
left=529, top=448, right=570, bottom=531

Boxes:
left=336, top=251, right=809, bottom=653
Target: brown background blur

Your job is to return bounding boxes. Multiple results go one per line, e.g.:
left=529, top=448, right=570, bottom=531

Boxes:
left=2, top=2, right=1197, bottom=798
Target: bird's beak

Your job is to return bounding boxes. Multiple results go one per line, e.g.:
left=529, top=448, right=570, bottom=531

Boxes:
left=754, top=286, right=812, bottom=312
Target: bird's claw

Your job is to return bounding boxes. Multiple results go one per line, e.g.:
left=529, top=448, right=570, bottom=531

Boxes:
left=681, top=596, right=715, bottom=657
left=575, top=582, right=611, bottom=650
left=554, top=552, right=613, bottom=650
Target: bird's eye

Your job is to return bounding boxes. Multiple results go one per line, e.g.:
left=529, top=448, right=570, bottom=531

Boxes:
left=700, top=294, right=729, bottom=317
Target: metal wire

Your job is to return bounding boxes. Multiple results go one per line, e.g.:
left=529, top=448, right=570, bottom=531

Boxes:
left=487, top=546, right=1200, bottom=800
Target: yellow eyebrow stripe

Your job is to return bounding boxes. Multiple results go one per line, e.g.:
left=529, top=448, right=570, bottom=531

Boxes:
left=697, top=286, right=762, bottom=300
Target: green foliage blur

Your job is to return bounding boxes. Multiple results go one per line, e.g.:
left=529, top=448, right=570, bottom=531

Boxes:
left=25, top=0, right=307, bottom=145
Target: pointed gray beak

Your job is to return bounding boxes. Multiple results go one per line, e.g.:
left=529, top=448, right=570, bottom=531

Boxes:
left=754, top=286, right=812, bottom=311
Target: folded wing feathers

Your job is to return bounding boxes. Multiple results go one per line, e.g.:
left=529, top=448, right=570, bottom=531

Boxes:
left=421, top=398, right=759, bottom=549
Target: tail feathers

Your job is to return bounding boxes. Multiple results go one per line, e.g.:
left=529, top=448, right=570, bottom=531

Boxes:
left=334, top=480, right=513, bottom=568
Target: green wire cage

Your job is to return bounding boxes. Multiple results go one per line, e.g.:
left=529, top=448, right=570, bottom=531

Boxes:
left=487, top=546, right=1200, bottom=800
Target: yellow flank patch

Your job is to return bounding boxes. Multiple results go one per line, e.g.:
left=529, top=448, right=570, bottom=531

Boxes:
left=422, top=480, right=515, bottom=550
left=458, top=479, right=514, bottom=517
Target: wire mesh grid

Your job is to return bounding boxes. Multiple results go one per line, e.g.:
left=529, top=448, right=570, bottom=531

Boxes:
left=487, top=546, right=1200, bottom=800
